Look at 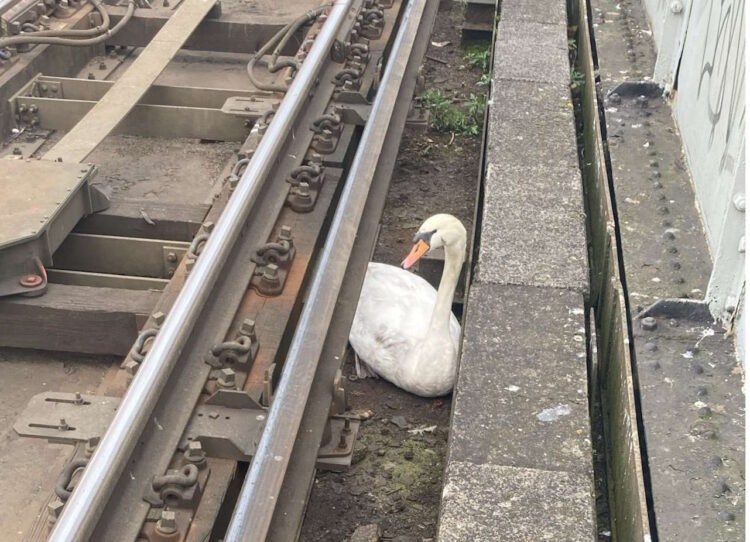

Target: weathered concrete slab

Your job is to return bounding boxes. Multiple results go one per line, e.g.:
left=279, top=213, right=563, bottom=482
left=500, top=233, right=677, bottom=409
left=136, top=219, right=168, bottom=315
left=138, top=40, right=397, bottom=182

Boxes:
left=500, top=0, right=568, bottom=26
left=448, top=283, right=592, bottom=473
left=477, top=79, right=587, bottom=291
left=493, top=22, right=570, bottom=85
left=438, top=461, right=596, bottom=541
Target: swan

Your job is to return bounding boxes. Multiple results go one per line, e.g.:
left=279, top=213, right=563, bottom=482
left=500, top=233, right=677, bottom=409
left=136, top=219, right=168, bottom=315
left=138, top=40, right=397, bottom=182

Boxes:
left=349, top=214, right=466, bottom=397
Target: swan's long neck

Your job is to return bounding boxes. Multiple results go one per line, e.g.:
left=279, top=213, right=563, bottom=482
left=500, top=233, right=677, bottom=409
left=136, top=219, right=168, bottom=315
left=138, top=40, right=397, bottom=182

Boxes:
left=427, top=242, right=464, bottom=334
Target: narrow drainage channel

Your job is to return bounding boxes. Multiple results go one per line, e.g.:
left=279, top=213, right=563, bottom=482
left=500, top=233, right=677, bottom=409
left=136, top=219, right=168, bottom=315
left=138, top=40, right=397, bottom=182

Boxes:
left=299, top=2, right=492, bottom=540
left=568, top=0, right=655, bottom=540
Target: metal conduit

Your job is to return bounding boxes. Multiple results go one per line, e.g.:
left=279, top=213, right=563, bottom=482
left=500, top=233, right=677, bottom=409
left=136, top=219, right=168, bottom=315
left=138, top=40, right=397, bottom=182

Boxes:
left=47, top=2, right=353, bottom=540
left=223, top=1, right=427, bottom=539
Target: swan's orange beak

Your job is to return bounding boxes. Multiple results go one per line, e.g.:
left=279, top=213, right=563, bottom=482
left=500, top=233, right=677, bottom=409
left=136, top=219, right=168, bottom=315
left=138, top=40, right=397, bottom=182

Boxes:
left=402, top=239, right=429, bottom=269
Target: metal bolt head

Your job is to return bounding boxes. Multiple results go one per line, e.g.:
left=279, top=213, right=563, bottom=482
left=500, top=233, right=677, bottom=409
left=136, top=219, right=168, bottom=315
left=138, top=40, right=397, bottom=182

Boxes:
left=98, top=61, right=107, bottom=70
left=184, top=441, right=206, bottom=463
left=240, top=318, right=256, bottom=336
left=19, top=274, right=43, bottom=287
left=47, top=498, right=65, bottom=520
left=203, top=221, right=215, bottom=233
left=123, top=359, right=139, bottom=376
left=58, top=418, right=69, bottom=431
left=156, top=509, right=177, bottom=535
left=166, top=252, right=177, bottom=263
left=297, top=182, right=311, bottom=197
left=279, top=225, right=293, bottom=240
left=264, top=263, right=279, bottom=280
left=732, top=193, right=745, bottom=212
left=670, top=0, right=683, bottom=13
left=12, top=147, right=22, bottom=155
left=152, top=311, right=166, bottom=326
left=218, top=367, right=236, bottom=387
left=641, top=316, right=657, bottom=331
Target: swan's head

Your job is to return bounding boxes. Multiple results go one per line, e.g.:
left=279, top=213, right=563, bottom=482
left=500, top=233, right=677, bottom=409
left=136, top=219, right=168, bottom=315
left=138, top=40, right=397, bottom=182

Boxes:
left=402, top=214, right=466, bottom=269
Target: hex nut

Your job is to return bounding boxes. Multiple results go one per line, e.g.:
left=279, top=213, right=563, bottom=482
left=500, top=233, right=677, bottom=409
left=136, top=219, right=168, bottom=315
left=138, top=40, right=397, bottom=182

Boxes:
left=48, top=498, right=65, bottom=520
left=641, top=316, right=657, bottom=331
left=218, top=368, right=236, bottom=388
left=184, top=441, right=206, bottom=463
left=156, top=509, right=177, bottom=534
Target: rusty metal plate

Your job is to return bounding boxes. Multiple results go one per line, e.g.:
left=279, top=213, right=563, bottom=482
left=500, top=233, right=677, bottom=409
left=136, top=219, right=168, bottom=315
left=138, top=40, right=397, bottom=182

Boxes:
left=13, top=392, right=120, bottom=444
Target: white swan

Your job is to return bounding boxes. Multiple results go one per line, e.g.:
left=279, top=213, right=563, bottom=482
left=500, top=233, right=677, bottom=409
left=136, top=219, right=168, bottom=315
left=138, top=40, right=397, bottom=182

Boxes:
left=349, top=214, right=466, bottom=397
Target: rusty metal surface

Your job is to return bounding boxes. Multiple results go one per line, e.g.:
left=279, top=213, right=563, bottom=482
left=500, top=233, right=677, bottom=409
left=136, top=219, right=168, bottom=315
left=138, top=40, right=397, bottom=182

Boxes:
left=0, top=0, right=409, bottom=539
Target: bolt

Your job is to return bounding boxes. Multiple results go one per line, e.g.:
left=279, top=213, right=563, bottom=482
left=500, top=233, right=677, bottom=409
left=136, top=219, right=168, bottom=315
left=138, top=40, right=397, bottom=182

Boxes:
left=166, top=252, right=177, bottom=263
left=240, top=318, right=256, bottom=337
left=58, top=418, right=69, bottom=431
left=123, top=359, right=139, bottom=376
left=343, top=418, right=352, bottom=435
left=109, top=48, right=118, bottom=58
left=663, top=230, right=676, bottom=240
left=279, top=225, right=293, bottom=241
left=184, top=441, right=206, bottom=464
left=724, top=296, right=737, bottom=313
left=12, top=147, right=22, bottom=155
left=85, top=437, right=99, bottom=457
left=98, top=61, right=107, bottom=70
left=297, top=182, right=311, bottom=198
left=670, top=0, right=683, bottom=13
left=203, top=221, right=215, bottom=233
left=263, top=263, right=279, bottom=281
left=152, top=311, right=166, bottom=326
left=336, top=433, right=348, bottom=450
left=156, top=509, right=177, bottom=535
left=185, top=257, right=195, bottom=274
left=74, top=392, right=84, bottom=404
left=47, top=498, right=65, bottom=521
left=641, top=317, right=657, bottom=331
left=217, top=367, right=236, bottom=388
left=732, top=193, right=745, bottom=212
left=87, top=72, right=95, bottom=80
left=19, top=274, right=43, bottom=287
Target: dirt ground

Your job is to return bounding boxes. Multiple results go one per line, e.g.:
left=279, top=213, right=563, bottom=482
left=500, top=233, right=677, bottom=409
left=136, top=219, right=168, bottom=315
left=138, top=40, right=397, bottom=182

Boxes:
left=300, top=3, right=487, bottom=540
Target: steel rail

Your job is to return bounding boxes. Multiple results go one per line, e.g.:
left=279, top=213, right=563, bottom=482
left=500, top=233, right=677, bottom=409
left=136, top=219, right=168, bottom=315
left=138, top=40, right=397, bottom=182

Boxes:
left=223, top=1, right=427, bottom=539
left=47, top=2, right=354, bottom=540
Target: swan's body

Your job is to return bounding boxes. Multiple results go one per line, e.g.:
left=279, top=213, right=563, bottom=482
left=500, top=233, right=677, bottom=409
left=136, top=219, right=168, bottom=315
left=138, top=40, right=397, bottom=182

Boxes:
left=349, top=214, right=466, bottom=397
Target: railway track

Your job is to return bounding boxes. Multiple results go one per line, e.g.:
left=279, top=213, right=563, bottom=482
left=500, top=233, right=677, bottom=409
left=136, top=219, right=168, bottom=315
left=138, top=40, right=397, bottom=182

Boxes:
left=0, top=0, right=438, bottom=539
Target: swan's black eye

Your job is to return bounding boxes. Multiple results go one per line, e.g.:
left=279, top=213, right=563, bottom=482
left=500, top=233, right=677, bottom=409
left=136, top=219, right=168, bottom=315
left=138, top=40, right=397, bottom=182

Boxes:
left=413, top=229, right=437, bottom=245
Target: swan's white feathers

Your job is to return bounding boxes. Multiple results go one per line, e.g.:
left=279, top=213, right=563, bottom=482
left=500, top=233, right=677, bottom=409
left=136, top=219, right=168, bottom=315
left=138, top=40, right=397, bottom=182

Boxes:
left=349, top=262, right=460, bottom=396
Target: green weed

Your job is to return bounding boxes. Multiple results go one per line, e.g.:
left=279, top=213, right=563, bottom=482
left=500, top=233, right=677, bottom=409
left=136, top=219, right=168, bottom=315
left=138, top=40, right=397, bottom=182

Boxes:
left=420, top=88, right=485, bottom=136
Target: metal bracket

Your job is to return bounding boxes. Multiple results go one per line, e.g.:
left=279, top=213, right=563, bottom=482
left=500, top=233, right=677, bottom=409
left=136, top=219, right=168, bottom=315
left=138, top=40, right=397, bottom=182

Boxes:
left=179, top=389, right=267, bottom=461
left=14, top=392, right=120, bottom=444
left=0, top=160, right=109, bottom=297
left=316, top=416, right=361, bottom=472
